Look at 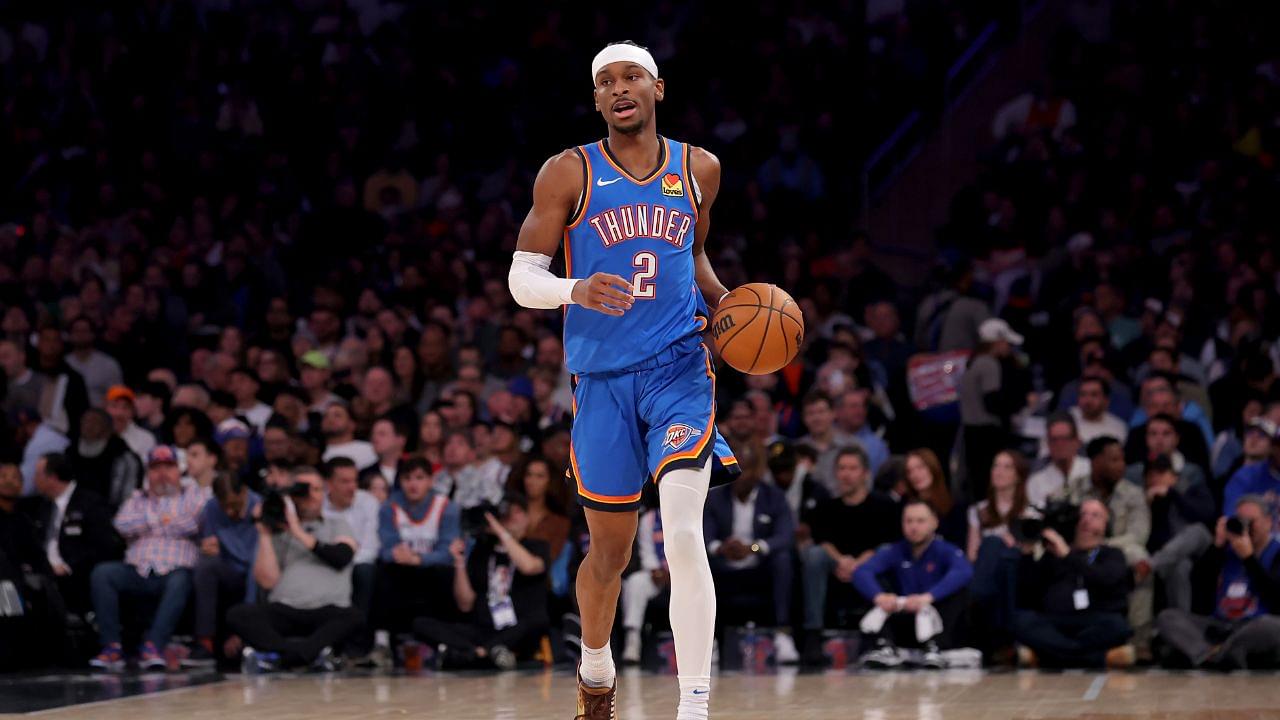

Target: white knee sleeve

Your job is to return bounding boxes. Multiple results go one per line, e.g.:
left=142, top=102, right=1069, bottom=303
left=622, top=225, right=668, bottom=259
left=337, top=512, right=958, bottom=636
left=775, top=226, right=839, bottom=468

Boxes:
left=659, top=458, right=715, bottom=680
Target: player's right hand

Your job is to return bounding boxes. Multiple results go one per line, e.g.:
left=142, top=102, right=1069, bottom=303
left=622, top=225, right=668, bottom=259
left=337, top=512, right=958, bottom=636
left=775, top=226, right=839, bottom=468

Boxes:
left=572, top=272, right=634, bottom=316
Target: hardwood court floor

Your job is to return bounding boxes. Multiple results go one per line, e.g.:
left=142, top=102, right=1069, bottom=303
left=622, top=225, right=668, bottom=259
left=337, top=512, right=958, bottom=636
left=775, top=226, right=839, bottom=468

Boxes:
left=10, top=668, right=1280, bottom=719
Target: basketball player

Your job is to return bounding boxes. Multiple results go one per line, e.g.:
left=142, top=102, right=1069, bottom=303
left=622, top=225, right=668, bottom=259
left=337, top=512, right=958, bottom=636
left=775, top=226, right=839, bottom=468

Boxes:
left=508, top=41, right=737, bottom=720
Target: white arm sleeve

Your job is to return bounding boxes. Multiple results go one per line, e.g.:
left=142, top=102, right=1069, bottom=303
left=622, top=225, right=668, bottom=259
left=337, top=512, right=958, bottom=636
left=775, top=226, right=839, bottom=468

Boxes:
left=508, top=251, right=578, bottom=309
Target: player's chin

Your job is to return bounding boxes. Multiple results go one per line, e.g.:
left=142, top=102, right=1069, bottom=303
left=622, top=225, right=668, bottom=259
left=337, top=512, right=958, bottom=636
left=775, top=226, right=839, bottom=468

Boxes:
left=608, top=116, right=647, bottom=135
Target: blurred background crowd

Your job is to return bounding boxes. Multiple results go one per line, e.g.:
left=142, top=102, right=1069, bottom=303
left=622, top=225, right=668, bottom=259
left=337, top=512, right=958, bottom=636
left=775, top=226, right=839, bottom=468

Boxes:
left=1, top=0, right=1279, bottom=675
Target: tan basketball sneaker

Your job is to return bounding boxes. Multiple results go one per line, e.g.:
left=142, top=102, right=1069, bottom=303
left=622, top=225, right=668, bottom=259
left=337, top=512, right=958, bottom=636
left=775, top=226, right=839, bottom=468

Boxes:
left=575, top=674, right=617, bottom=720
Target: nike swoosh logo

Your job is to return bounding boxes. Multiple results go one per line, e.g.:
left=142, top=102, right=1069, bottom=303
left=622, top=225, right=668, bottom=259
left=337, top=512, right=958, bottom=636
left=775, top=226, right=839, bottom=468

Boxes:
left=597, top=177, right=623, bottom=187
left=692, top=689, right=708, bottom=695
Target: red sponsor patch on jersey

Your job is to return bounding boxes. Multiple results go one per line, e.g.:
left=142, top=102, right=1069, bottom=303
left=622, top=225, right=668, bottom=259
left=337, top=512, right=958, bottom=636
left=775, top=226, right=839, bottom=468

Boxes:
left=661, top=173, right=684, bottom=197
left=663, top=422, right=701, bottom=452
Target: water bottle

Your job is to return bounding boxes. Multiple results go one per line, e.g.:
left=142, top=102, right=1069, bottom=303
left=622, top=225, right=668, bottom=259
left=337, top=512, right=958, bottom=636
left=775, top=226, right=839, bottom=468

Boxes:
left=741, top=623, right=757, bottom=671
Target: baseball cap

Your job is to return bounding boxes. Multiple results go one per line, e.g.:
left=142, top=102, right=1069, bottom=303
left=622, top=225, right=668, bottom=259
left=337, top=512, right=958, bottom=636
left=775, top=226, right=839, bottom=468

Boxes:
left=1246, top=418, right=1279, bottom=440
left=979, top=318, right=1025, bottom=346
left=146, top=444, right=180, bottom=467
left=300, top=350, right=331, bottom=370
left=215, top=418, right=252, bottom=445
left=507, top=376, right=534, bottom=400
left=106, top=385, right=136, bottom=404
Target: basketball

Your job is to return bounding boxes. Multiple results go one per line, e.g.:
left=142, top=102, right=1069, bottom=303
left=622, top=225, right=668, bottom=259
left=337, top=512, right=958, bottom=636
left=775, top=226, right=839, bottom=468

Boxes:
left=709, top=283, right=805, bottom=375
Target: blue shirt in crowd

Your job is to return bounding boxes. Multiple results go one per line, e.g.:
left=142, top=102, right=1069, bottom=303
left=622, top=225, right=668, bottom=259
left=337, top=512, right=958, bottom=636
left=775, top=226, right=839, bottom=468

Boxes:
left=377, top=489, right=461, bottom=568
left=853, top=537, right=973, bottom=602
left=1223, top=461, right=1280, bottom=527
left=197, top=491, right=261, bottom=574
left=1216, top=536, right=1280, bottom=621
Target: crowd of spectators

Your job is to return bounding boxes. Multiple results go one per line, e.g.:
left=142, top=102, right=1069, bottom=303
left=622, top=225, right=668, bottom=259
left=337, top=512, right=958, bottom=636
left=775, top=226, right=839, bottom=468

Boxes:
left=2, top=0, right=1280, bottom=675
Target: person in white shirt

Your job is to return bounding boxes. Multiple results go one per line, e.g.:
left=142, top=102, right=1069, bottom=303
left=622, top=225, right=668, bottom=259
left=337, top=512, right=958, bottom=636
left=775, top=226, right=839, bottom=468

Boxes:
left=433, top=430, right=506, bottom=510
left=320, top=402, right=377, bottom=469
left=1027, top=414, right=1092, bottom=507
left=229, top=367, right=273, bottom=433
left=323, top=456, right=381, bottom=612
left=1070, top=376, right=1128, bottom=447
left=104, top=386, right=156, bottom=462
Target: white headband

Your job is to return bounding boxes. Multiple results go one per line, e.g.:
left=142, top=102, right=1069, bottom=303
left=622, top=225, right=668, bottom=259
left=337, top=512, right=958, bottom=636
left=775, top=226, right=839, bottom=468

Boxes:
left=591, top=44, right=659, bottom=84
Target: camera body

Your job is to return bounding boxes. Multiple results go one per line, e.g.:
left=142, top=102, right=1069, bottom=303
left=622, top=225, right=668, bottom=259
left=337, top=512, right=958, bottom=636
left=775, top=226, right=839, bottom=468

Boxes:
left=1011, top=499, right=1081, bottom=546
left=260, top=482, right=313, bottom=533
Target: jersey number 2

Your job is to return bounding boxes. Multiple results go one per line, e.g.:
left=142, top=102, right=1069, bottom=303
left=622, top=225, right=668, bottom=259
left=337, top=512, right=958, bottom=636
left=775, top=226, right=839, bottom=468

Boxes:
left=631, top=251, right=657, bottom=300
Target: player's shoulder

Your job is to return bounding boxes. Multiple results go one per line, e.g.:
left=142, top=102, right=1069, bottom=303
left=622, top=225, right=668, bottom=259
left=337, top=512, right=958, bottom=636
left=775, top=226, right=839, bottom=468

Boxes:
left=538, top=147, right=587, bottom=179
left=685, top=143, right=721, bottom=188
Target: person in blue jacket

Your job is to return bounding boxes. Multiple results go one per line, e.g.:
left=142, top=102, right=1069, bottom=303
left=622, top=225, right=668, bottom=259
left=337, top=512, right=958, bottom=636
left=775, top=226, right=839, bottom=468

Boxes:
left=853, top=499, right=974, bottom=668
left=369, top=457, right=461, bottom=658
left=1224, top=426, right=1280, bottom=530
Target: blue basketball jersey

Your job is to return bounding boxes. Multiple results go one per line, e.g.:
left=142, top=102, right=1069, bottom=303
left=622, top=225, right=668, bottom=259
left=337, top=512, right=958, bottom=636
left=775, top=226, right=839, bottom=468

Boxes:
left=563, top=136, right=704, bottom=375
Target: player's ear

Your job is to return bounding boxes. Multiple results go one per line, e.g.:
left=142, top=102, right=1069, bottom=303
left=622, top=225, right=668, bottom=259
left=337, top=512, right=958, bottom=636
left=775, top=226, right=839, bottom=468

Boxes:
left=654, top=77, right=664, bottom=102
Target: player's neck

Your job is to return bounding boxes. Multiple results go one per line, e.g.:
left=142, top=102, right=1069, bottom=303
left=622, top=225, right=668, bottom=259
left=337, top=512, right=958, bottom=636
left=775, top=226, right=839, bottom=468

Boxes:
left=605, top=128, right=661, bottom=172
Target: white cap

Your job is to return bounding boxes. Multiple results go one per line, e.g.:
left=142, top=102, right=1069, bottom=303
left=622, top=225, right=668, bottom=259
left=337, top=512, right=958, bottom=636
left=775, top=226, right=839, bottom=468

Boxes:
left=591, top=43, right=659, bottom=84
left=979, top=318, right=1024, bottom=346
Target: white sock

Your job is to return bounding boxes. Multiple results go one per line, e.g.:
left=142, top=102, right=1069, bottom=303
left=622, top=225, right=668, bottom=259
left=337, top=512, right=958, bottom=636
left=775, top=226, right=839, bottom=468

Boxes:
left=661, top=458, right=715, bottom=719
left=375, top=630, right=390, bottom=649
left=677, top=677, right=711, bottom=720
left=580, top=641, right=615, bottom=688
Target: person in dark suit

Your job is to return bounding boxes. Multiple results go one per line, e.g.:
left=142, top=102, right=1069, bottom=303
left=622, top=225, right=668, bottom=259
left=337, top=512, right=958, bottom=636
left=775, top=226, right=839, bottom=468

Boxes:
left=704, top=442, right=799, bottom=662
left=22, top=452, right=123, bottom=614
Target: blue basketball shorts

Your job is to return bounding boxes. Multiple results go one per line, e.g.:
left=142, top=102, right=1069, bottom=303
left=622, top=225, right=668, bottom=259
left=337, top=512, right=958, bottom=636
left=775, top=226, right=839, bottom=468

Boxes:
left=568, top=335, right=738, bottom=512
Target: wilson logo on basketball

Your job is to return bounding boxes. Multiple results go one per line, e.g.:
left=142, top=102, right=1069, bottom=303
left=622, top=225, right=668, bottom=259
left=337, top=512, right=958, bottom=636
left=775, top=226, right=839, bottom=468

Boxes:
left=711, top=314, right=736, bottom=338
left=663, top=423, right=701, bottom=451
left=661, top=173, right=684, bottom=197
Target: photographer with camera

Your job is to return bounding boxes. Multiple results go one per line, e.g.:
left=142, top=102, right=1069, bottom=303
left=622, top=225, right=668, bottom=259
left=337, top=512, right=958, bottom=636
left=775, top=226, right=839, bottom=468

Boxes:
left=412, top=494, right=550, bottom=670
left=226, top=467, right=363, bottom=671
left=1013, top=498, right=1134, bottom=668
left=369, top=456, right=461, bottom=663
left=1155, top=495, right=1280, bottom=669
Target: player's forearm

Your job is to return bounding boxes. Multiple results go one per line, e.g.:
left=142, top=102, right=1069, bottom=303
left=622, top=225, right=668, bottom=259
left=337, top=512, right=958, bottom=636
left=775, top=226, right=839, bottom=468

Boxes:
left=509, top=251, right=578, bottom=309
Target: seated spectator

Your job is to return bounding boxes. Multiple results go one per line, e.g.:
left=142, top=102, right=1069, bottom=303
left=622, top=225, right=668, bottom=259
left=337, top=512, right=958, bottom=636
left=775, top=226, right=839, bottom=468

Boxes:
left=904, top=449, right=967, bottom=545
left=1027, top=414, right=1090, bottom=507
left=230, top=366, right=273, bottom=433
left=704, top=443, right=797, bottom=663
left=322, top=457, right=381, bottom=613
left=508, top=456, right=570, bottom=562
left=214, top=418, right=254, bottom=483
left=834, top=390, right=889, bottom=475
left=1223, top=422, right=1280, bottom=528
left=1136, top=455, right=1215, bottom=616
left=1156, top=495, right=1280, bottom=669
left=371, top=457, right=461, bottom=662
left=767, top=441, right=829, bottom=539
left=1014, top=498, right=1134, bottom=668
left=853, top=499, right=973, bottom=669
left=23, top=453, right=121, bottom=615
left=1123, top=413, right=1209, bottom=489
left=1065, top=438, right=1151, bottom=566
left=182, top=437, right=222, bottom=492
left=360, top=417, right=407, bottom=488
left=1124, top=377, right=1211, bottom=471
left=105, top=386, right=157, bottom=463
left=228, top=467, right=363, bottom=671
left=958, top=320, right=1024, bottom=500
left=1214, top=414, right=1272, bottom=486
left=187, top=472, right=260, bottom=667
left=799, top=391, right=857, bottom=495
left=434, top=430, right=506, bottom=509
left=413, top=495, right=550, bottom=670
left=320, top=402, right=377, bottom=469
left=1069, top=376, right=1128, bottom=447
left=15, top=406, right=70, bottom=496
left=801, top=446, right=899, bottom=661
left=68, top=407, right=143, bottom=511
left=621, top=506, right=669, bottom=664
left=89, top=445, right=204, bottom=671
left=0, top=460, right=59, bottom=670
left=968, top=451, right=1034, bottom=656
